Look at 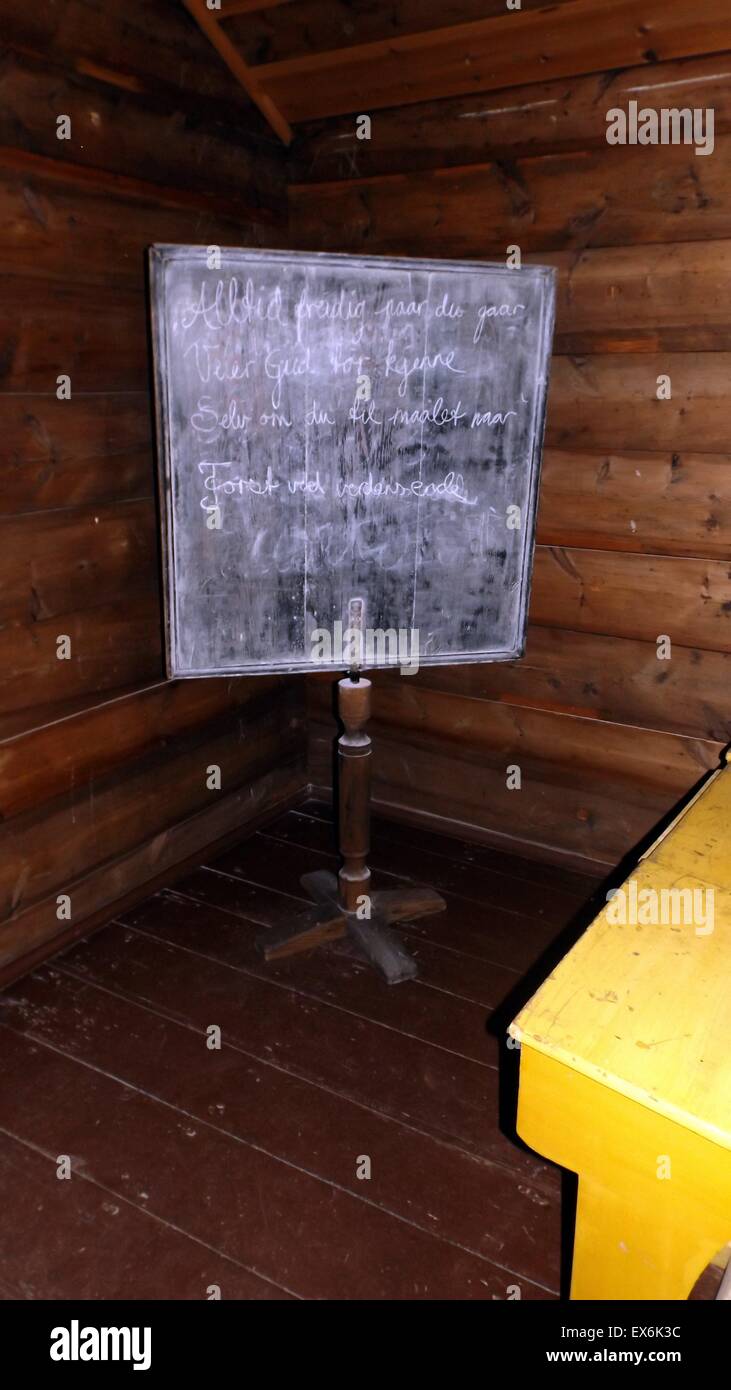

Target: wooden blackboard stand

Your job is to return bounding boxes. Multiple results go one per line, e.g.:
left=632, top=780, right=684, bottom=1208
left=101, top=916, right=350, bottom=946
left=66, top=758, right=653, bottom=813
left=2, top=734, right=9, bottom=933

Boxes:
left=150, top=246, right=556, bottom=985
left=257, top=674, right=446, bottom=984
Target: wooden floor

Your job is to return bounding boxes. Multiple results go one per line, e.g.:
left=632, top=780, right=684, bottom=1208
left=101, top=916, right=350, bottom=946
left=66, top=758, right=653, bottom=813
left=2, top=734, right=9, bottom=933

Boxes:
left=0, top=801, right=608, bottom=1300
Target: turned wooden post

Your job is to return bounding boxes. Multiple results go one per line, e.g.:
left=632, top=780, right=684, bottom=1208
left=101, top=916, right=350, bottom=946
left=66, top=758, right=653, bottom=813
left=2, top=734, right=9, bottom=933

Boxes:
left=258, top=671, right=444, bottom=982
left=337, top=676, right=372, bottom=912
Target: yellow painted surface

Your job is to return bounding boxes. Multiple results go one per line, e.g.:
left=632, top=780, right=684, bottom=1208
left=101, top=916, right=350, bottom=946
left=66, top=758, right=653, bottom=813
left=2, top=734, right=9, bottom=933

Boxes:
left=650, top=762, right=731, bottom=892
left=510, top=767, right=731, bottom=1151
left=518, top=1047, right=731, bottom=1300
left=510, top=758, right=731, bottom=1297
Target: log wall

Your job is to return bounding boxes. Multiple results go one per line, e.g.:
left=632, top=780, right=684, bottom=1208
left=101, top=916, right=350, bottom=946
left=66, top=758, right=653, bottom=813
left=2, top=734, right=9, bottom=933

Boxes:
left=0, top=0, right=306, bottom=984
left=292, top=49, right=731, bottom=871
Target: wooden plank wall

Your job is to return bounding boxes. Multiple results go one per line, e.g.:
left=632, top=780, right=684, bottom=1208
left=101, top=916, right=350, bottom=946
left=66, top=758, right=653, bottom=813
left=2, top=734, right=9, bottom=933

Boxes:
left=291, top=50, right=731, bottom=873
left=0, top=0, right=307, bottom=985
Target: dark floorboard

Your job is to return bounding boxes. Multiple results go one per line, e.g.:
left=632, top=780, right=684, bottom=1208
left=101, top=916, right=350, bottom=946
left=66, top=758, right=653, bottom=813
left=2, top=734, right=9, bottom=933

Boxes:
left=0, top=803, right=666, bottom=1300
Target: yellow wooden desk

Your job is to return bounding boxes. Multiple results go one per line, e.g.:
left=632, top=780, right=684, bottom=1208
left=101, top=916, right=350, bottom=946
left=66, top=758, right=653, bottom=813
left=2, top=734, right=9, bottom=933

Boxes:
left=509, top=757, right=731, bottom=1300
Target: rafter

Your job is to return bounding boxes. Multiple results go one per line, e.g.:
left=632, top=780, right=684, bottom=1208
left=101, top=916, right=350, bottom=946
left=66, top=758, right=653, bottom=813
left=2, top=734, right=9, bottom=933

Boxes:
left=181, top=0, right=292, bottom=144
left=185, top=0, right=731, bottom=133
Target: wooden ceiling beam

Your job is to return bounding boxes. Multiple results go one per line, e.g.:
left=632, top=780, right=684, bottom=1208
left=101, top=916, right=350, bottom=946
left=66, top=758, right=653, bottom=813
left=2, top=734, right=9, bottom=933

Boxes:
left=181, top=0, right=292, bottom=144
left=252, top=0, right=731, bottom=123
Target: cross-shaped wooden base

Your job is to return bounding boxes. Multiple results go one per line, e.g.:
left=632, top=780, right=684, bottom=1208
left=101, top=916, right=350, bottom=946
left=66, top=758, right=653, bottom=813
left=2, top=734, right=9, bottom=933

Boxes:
left=258, top=868, right=446, bottom=985
left=256, top=673, right=446, bottom=985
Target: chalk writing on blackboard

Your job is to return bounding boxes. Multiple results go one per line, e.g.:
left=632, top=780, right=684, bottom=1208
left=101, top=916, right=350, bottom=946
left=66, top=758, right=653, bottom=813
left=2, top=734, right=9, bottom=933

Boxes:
left=150, top=247, right=555, bottom=677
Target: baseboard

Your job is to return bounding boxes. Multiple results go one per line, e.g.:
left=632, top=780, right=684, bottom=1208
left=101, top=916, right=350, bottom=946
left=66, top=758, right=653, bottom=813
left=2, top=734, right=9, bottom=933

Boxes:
left=305, top=780, right=609, bottom=878
left=0, top=763, right=309, bottom=990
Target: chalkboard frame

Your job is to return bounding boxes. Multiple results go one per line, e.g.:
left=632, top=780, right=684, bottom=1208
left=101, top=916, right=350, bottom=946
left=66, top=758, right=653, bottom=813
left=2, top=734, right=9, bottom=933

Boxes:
left=149, top=245, right=555, bottom=678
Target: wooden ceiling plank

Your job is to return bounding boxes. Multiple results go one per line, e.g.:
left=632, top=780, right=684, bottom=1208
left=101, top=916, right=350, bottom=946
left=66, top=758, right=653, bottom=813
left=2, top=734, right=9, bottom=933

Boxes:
left=225, top=0, right=573, bottom=66
left=253, top=0, right=731, bottom=122
left=181, top=0, right=292, bottom=144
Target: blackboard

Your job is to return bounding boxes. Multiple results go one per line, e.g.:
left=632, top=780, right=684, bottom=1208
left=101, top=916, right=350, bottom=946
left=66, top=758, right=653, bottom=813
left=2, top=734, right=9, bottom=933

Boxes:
left=149, top=246, right=555, bottom=677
